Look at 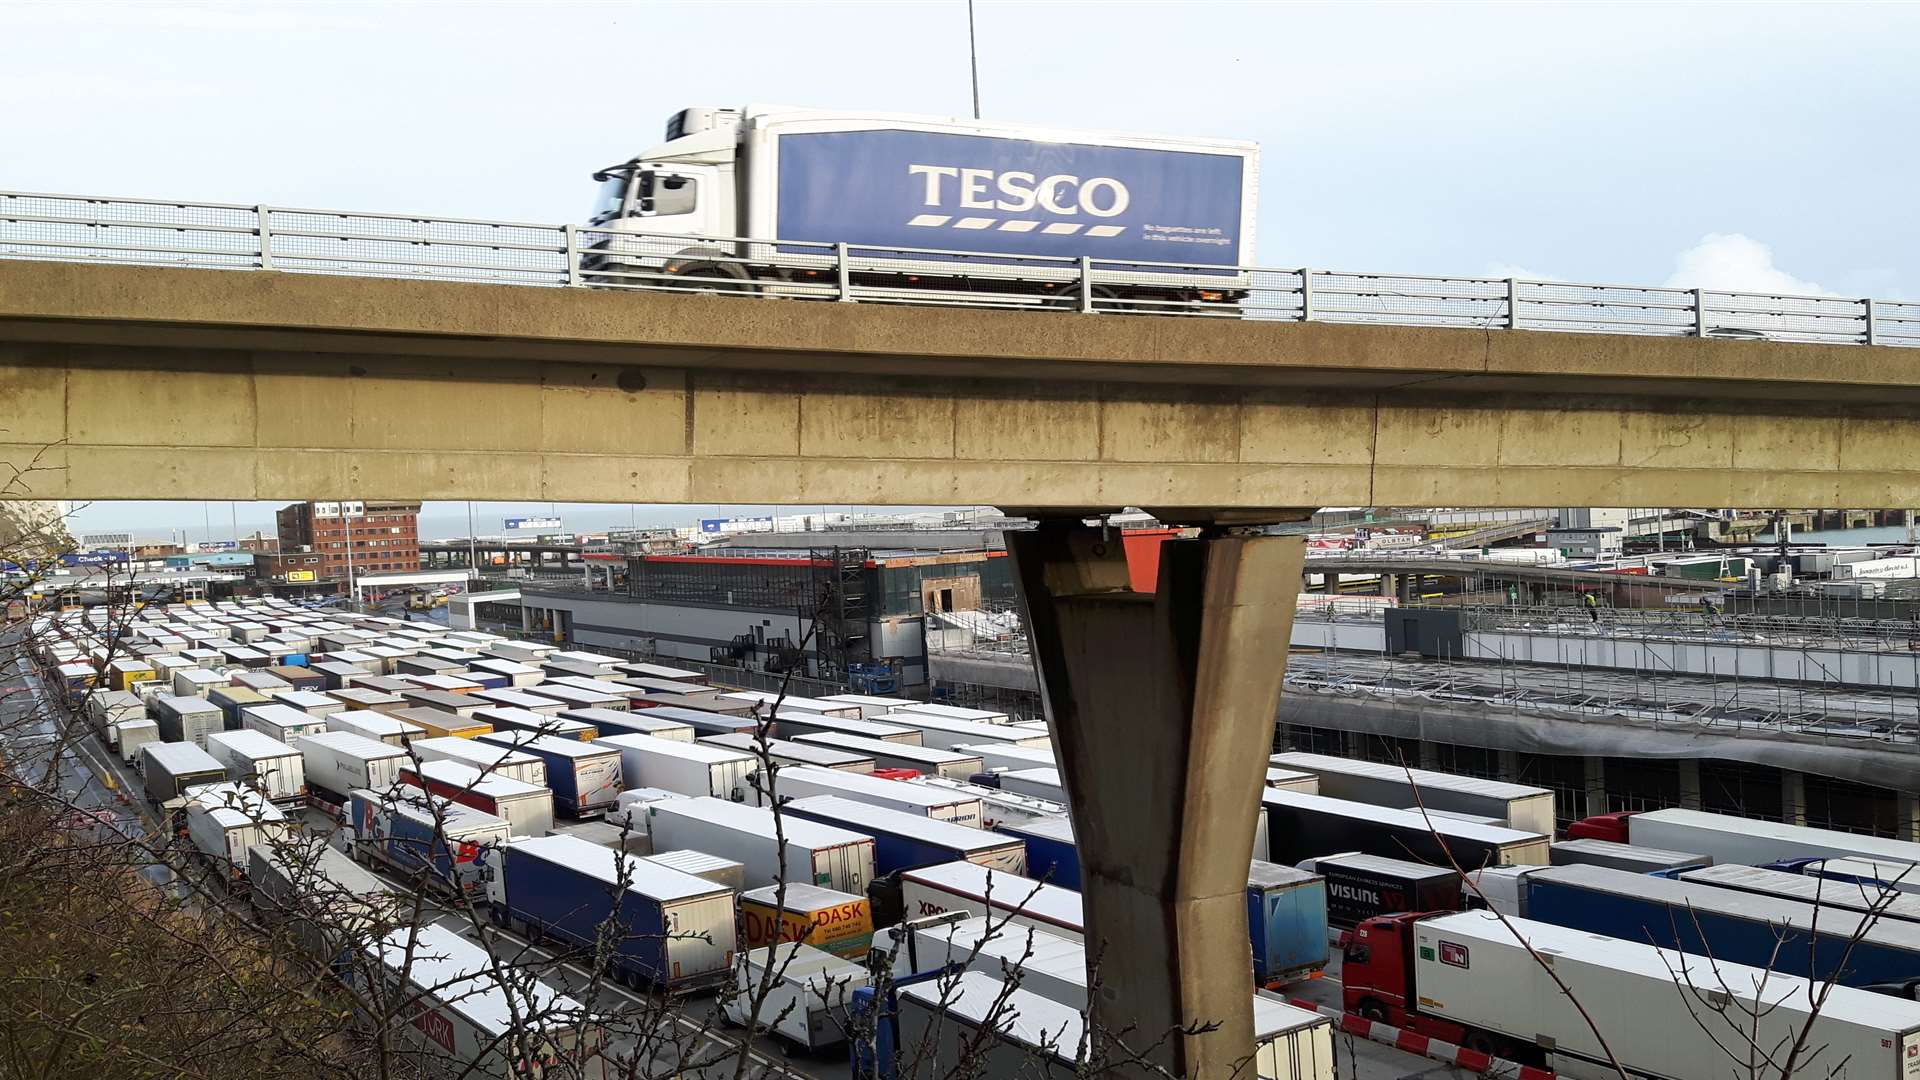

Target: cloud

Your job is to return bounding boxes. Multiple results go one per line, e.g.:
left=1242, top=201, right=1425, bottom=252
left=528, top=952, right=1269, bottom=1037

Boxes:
left=1663, top=233, right=1829, bottom=296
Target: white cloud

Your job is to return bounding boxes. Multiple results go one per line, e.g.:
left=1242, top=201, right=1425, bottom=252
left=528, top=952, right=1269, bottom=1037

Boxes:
left=1663, top=233, right=1829, bottom=296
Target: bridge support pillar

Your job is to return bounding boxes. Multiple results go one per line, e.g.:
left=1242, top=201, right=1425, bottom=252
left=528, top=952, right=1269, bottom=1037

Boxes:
left=1781, top=770, right=1807, bottom=827
left=1678, top=758, right=1703, bottom=810
left=1008, top=515, right=1307, bottom=1078
left=1583, top=755, right=1607, bottom=818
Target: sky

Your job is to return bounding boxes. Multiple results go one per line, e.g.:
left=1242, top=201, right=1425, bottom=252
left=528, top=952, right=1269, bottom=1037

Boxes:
left=9, top=0, right=1916, bottom=536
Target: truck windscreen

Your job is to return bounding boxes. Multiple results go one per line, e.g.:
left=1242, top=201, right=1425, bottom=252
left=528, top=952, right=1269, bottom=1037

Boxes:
left=592, top=175, right=631, bottom=222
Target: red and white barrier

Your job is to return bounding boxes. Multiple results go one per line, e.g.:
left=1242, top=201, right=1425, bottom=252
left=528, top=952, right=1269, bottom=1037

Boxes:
left=1285, top=997, right=1555, bottom=1080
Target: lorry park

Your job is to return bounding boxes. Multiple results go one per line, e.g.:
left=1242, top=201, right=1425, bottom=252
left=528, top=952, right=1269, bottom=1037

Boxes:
left=22, top=595, right=1920, bottom=1080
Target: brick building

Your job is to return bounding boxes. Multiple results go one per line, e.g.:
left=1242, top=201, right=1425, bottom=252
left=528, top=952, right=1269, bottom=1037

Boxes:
left=274, top=500, right=422, bottom=582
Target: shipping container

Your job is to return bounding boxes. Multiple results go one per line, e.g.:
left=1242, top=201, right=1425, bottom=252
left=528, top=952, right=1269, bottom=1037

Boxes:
left=596, top=732, right=756, bottom=800
left=184, top=783, right=292, bottom=873
left=325, top=708, right=424, bottom=747
left=899, top=861, right=1083, bottom=941
left=702, top=732, right=874, bottom=772
left=1306, top=852, right=1463, bottom=930
left=474, top=705, right=595, bottom=741
left=205, top=729, right=307, bottom=803
left=243, top=701, right=331, bottom=743
left=410, top=735, right=546, bottom=787
left=348, top=923, right=598, bottom=1075
left=476, top=730, right=622, bottom=817
left=486, top=834, right=735, bottom=990
left=1270, top=752, right=1556, bottom=836
left=561, top=707, right=694, bottom=743
left=644, top=796, right=875, bottom=894
left=388, top=706, right=491, bottom=740
left=1549, top=837, right=1711, bottom=874
left=793, top=732, right=978, bottom=777
left=738, top=882, right=874, bottom=958
left=767, top=766, right=984, bottom=826
left=1524, top=863, right=1920, bottom=989
left=140, top=741, right=229, bottom=804
left=296, top=730, right=407, bottom=803
left=1341, top=910, right=1920, bottom=1080
left=786, top=795, right=1026, bottom=876
left=348, top=788, right=510, bottom=895
left=154, top=694, right=225, bottom=749
left=399, top=759, right=555, bottom=838
left=1260, top=790, right=1550, bottom=868
left=725, top=945, right=868, bottom=1051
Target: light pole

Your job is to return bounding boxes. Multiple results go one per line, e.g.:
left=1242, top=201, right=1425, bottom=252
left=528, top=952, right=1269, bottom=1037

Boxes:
left=967, top=0, right=982, bottom=119
left=341, top=500, right=357, bottom=608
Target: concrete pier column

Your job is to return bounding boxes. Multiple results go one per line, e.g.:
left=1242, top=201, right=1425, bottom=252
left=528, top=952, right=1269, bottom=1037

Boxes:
left=1008, top=516, right=1308, bottom=1079
left=1678, top=758, right=1703, bottom=810
left=1781, top=770, right=1807, bottom=827
left=1378, top=573, right=1396, bottom=598
left=1899, top=793, right=1920, bottom=843
left=1584, top=755, right=1607, bottom=818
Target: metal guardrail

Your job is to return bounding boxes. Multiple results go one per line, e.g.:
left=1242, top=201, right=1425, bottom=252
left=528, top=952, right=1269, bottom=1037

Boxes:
left=4, top=189, right=1918, bottom=345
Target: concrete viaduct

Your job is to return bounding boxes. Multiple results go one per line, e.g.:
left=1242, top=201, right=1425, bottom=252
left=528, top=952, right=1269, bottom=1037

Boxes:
left=7, top=259, right=1920, bottom=1078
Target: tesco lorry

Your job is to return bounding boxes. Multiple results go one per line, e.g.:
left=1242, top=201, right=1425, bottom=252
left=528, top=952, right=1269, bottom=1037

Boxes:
left=586, top=106, right=1257, bottom=308
left=1340, top=909, right=1920, bottom=1079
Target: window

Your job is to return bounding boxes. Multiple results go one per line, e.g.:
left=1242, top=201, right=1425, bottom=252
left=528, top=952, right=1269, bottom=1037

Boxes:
left=641, top=172, right=698, bottom=217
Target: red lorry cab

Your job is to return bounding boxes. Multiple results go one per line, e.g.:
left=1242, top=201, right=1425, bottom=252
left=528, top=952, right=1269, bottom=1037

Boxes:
left=1564, top=810, right=1634, bottom=843
left=1340, top=912, right=1470, bottom=1044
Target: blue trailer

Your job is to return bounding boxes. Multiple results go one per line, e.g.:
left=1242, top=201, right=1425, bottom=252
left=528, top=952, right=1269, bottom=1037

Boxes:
left=476, top=730, right=622, bottom=817
left=996, top=816, right=1081, bottom=889
left=782, top=795, right=1026, bottom=877
left=1524, top=864, right=1920, bottom=988
left=485, top=834, right=736, bottom=991
left=1247, top=861, right=1331, bottom=986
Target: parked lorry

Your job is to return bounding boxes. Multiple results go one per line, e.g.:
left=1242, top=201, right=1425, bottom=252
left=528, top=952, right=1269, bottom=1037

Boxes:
left=766, top=766, right=984, bottom=826
left=1766, top=854, right=1920, bottom=897
left=116, top=717, right=160, bottom=765
left=1677, top=862, right=1920, bottom=926
left=249, top=840, right=398, bottom=964
left=899, top=861, right=1083, bottom=942
left=882, top=714, right=1051, bottom=753
left=206, top=685, right=270, bottom=732
left=1260, top=790, right=1550, bottom=868
left=485, top=834, right=736, bottom=990
left=784, top=795, right=1027, bottom=876
left=1340, top=909, right=1920, bottom=1078
left=349, top=923, right=600, bottom=1077
left=643, top=848, right=746, bottom=891
left=1568, top=806, right=1920, bottom=868
left=410, top=734, right=546, bottom=786
left=297, top=730, right=407, bottom=804
left=154, top=694, right=224, bottom=749
left=952, top=741, right=1053, bottom=773
left=913, top=776, right=1066, bottom=830
left=772, top=712, right=922, bottom=745
left=205, top=729, right=308, bottom=804
left=1304, top=852, right=1462, bottom=930
left=86, top=689, right=144, bottom=745
left=326, top=708, right=424, bottom=747
left=477, top=730, right=622, bottom=817
left=738, top=882, right=875, bottom=958
left=184, top=783, right=292, bottom=875
left=141, top=741, right=228, bottom=805
left=1270, top=752, right=1555, bottom=836
left=1246, top=861, right=1332, bottom=985
left=702, top=732, right=873, bottom=772
left=388, top=706, right=490, bottom=740
left=561, top=706, right=694, bottom=742
left=724, top=943, right=869, bottom=1051
left=1523, top=863, right=1920, bottom=988
left=475, top=705, right=596, bottom=741
left=348, top=788, right=510, bottom=896
left=644, top=796, right=875, bottom=894
left=243, top=701, right=331, bottom=744
left=819, top=693, right=915, bottom=718
left=793, top=732, right=979, bottom=778
left=399, top=759, right=555, bottom=838
left=889, top=703, right=1010, bottom=726
left=595, top=732, right=755, bottom=800
left=1549, top=837, right=1710, bottom=874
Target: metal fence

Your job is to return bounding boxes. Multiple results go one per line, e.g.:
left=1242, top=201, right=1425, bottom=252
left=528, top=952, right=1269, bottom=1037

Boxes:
left=5, top=189, right=1918, bottom=346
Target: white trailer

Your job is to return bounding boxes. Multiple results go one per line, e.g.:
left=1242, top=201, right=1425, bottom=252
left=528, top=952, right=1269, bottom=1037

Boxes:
left=116, top=717, right=160, bottom=764
left=881, top=713, right=1051, bottom=752
left=644, top=796, right=875, bottom=894
left=1400, top=911, right=1920, bottom=1080
left=410, top=735, right=546, bottom=787
left=792, top=732, right=979, bottom=778
left=402, top=758, right=555, bottom=838
left=562, top=707, right=695, bottom=742
left=297, top=730, right=407, bottom=801
left=952, top=741, right=1054, bottom=772
left=243, top=702, right=330, bottom=743
left=473, top=688, right=564, bottom=714
left=1625, top=806, right=1920, bottom=868
left=276, top=690, right=346, bottom=718
left=721, top=689, right=863, bottom=718
left=1266, top=767, right=1320, bottom=793
left=909, top=776, right=1067, bottom=830
left=326, top=709, right=424, bottom=747
left=765, top=766, right=984, bottom=827
left=818, top=693, right=917, bottom=719
left=154, top=694, right=224, bottom=749
left=1271, top=752, right=1556, bottom=836
left=996, top=767, right=1067, bottom=804
left=725, top=943, right=868, bottom=1051
left=596, top=733, right=756, bottom=800
left=184, top=783, right=292, bottom=874
left=702, top=732, right=874, bottom=772
left=354, top=923, right=598, bottom=1075
left=248, top=841, right=399, bottom=960
left=1549, top=838, right=1710, bottom=874
left=205, top=729, right=308, bottom=803
left=888, top=702, right=1011, bottom=725
left=172, top=667, right=229, bottom=698
left=899, top=861, right=1084, bottom=942
left=469, top=658, right=544, bottom=686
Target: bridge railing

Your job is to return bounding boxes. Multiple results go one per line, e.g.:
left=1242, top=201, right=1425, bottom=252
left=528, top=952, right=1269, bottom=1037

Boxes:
left=4, top=188, right=1918, bottom=347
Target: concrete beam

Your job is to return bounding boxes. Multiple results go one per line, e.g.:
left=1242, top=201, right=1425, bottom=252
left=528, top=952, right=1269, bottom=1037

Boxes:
left=1009, top=522, right=1305, bottom=1077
